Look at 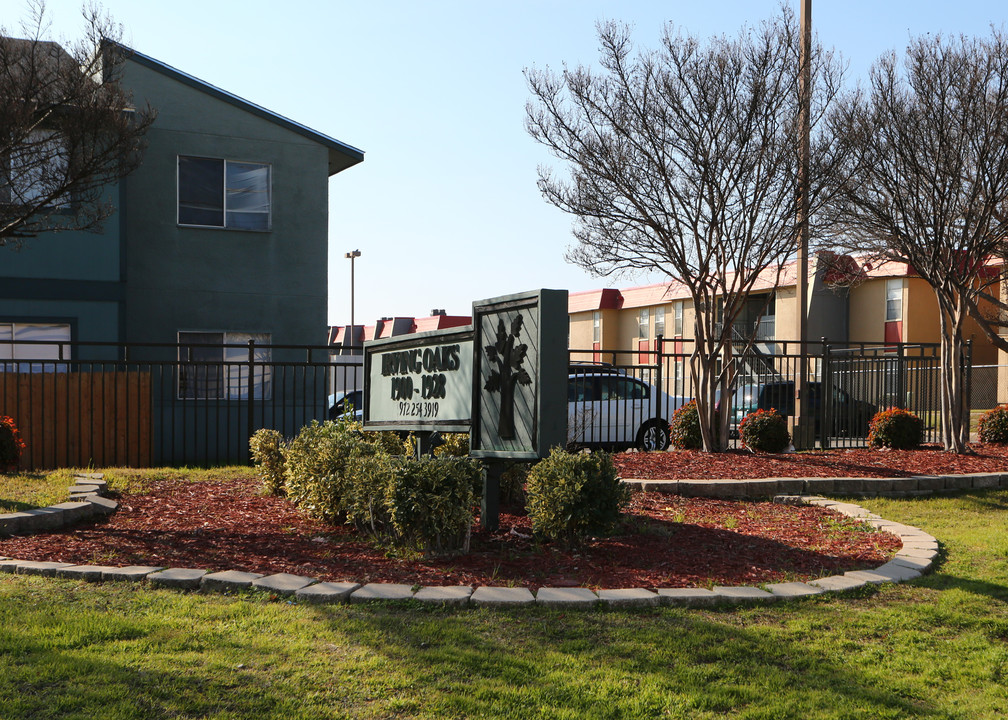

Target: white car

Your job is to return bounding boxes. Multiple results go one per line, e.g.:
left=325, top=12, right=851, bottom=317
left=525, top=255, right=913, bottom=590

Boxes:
left=567, top=370, right=690, bottom=451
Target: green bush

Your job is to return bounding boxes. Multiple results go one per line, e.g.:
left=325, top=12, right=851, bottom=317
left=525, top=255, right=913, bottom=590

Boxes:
left=0, top=416, right=26, bottom=470
left=433, top=433, right=469, bottom=457
left=248, top=428, right=286, bottom=496
left=525, top=449, right=629, bottom=541
left=977, top=405, right=1008, bottom=444
left=386, top=456, right=481, bottom=553
left=669, top=400, right=702, bottom=450
left=868, top=407, right=923, bottom=449
left=738, top=408, right=791, bottom=453
left=281, top=419, right=380, bottom=523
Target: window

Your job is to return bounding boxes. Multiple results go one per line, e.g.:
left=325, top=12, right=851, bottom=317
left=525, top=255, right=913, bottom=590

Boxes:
left=178, top=331, right=272, bottom=399
left=886, top=279, right=903, bottom=322
left=178, top=156, right=271, bottom=230
left=3, top=130, right=69, bottom=207
left=592, top=311, right=601, bottom=343
left=0, top=322, right=71, bottom=371
left=674, top=301, right=684, bottom=336
left=654, top=306, right=665, bottom=337
left=638, top=308, right=649, bottom=340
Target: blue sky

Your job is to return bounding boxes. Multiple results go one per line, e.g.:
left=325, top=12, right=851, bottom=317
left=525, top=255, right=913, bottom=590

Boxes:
left=26, top=1, right=1008, bottom=327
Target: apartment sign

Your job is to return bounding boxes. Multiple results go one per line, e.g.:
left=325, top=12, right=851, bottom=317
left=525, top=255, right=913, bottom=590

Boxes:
left=363, top=326, right=473, bottom=432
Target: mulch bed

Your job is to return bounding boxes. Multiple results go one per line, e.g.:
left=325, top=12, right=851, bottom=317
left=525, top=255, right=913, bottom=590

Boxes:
left=1, top=470, right=902, bottom=590
left=614, top=444, right=1008, bottom=480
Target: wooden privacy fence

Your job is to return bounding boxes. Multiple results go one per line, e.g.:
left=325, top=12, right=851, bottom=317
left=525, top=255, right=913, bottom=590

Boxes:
left=0, top=371, right=152, bottom=470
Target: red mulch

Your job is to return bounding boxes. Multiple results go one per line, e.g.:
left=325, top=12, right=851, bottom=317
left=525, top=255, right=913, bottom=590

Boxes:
left=614, top=444, right=1008, bottom=480
left=1, top=472, right=902, bottom=591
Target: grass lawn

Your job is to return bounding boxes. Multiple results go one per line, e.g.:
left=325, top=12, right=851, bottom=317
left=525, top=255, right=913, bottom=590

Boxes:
left=1, top=477, right=1007, bottom=718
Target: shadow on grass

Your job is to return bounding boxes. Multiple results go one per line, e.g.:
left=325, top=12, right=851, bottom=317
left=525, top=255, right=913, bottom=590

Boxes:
left=299, top=601, right=940, bottom=719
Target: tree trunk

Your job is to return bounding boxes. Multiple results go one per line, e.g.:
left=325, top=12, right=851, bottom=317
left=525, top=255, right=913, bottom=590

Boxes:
left=936, top=295, right=971, bottom=453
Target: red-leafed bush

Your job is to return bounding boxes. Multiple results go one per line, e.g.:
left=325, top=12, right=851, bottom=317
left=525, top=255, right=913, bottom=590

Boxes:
left=868, top=407, right=923, bottom=449
left=0, top=415, right=26, bottom=470
left=977, top=405, right=1008, bottom=444
left=739, top=408, right=791, bottom=453
left=669, top=400, right=702, bottom=450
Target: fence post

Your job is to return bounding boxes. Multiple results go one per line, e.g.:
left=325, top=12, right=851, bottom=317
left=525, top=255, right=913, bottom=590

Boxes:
left=247, top=338, right=255, bottom=461
left=896, top=341, right=906, bottom=409
left=655, top=333, right=664, bottom=421
left=966, top=338, right=973, bottom=413
left=820, top=338, right=830, bottom=450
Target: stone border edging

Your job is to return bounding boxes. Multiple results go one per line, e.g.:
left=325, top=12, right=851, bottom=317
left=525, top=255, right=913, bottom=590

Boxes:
left=0, top=472, right=118, bottom=536
left=0, top=473, right=940, bottom=608
left=621, top=471, right=1008, bottom=498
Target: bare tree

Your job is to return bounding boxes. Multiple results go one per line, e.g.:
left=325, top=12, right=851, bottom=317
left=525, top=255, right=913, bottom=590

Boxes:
left=823, top=31, right=1008, bottom=453
left=0, top=1, right=154, bottom=245
left=526, top=10, right=843, bottom=450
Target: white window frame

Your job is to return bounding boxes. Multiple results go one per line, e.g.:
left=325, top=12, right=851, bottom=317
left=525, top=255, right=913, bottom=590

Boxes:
left=592, top=311, right=601, bottom=343
left=638, top=308, right=650, bottom=340
left=654, top=306, right=665, bottom=337
left=4, top=130, right=70, bottom=208
left=177, top=155, right=272, bottom=231
left=177, top=331, right=272, bottom=400
left=886, top=279, right=904, bottom=322
left=674, top=301, right=684, bottom=336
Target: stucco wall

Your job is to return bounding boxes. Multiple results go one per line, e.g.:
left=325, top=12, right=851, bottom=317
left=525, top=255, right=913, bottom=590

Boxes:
left=119, top=59, right=331, bottom=356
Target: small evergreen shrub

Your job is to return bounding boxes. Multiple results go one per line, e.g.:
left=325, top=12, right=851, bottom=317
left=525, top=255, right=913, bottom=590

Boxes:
left=500, top=461, right=530, bottom=507
left=738, top=408, right=791, bottom=453
left=281, top=419, right=380, bottom=523
left=670, top=400, right=702, bottom=450
left=868, top=407, right=923, bottom=449
left=248, top=428, right=286, bottom=496
left=525, top=449, right=629, bottom=541
left=386, top=456, right=481, bottom=553
left=433, top=433, right=470, bottom=458
left=0, top=416, right=26, bottom=470
left=977, top=405, right=1008, bottom=444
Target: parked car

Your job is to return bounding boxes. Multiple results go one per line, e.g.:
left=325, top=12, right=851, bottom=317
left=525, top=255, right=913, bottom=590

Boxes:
left=715, top=384, right=760, bottom=439
left=567, top=369, right=690, bottom=451
left=328, top=389, right=363, bottom=421
left=753, top=380, right=876, bottom=438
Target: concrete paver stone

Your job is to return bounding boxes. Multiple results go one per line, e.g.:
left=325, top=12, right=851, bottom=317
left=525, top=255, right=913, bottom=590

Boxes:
left=147, top=568, right=207, bottom=590
left=536, top=587, right=599, bottom=607
left=295, top=582, right=361, bottom=604
left=891, top=555, right=933, bottom=572
left=470, top=586, right=535, bottom=607
left=766, top=581, right=825, bottom=598
left=657, top=588, right=719, bottom=606
left=251, top=573, right=316, bottom=595
left=201, top=570, right=265, bottom=592
left=807, top=575, right=868, bottom=592
left=14, top=561, right=75, bottom=576
left=55, top=565, right=120, bottom=582
left=713, top=586, right=776, bottom=603
left=597, top=588, right=660, bottom=608
left=413, top=586, right=473, bottom=606
left=102, top=566, right=163, bottom=582
left=349, top=583, right=416, bottom=603
left=843, top=570, right=893, bottom=585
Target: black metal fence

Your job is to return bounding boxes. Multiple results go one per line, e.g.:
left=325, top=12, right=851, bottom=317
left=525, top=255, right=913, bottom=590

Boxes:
left=0, top=339, right=364, bottom=470
left=569, top=336, right=971, bottom=449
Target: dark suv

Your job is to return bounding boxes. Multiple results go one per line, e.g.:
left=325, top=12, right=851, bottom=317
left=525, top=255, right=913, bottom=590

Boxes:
left=755, top=381, right=875, bottom=437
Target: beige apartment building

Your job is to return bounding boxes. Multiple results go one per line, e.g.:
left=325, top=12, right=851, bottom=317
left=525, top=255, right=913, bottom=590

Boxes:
left=569, top=252, right=999, bottom=376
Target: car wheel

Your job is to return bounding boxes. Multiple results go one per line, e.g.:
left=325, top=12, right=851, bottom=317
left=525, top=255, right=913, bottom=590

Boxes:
left=637, top=420, right=670, bottom=452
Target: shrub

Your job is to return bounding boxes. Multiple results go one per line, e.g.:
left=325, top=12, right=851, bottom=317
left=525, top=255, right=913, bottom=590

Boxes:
left=249, top=428, right=286, bottom=496
left=977, top=405, right=1008, bottom=444
left=433, top=432, right=469, bottom=458
left=0, top=416, right=26, bottom=470
left=281, top=419, right=380, bottom=523
left=669, top=400, right=702, bottom=450
left=525, top=449, right=629, bottom=541
left=739, top=408, right=791, bottom=453
left=386, top=456, right=481, bottom=553
left=868, top=407, right=923, bottom=449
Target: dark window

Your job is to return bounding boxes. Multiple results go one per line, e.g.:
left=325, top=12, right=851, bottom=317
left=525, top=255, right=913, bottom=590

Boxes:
left=178, top=156, right=270, bottom=230
left=568, top=376, right=598, bottom=402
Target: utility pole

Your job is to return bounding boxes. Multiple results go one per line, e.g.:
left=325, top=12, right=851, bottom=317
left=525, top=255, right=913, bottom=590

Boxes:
left=345, top=249, right=361, bottom=354
left=794, top=0, right=812, bottom=448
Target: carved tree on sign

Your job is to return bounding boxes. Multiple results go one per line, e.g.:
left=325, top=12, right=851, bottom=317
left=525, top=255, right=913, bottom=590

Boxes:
left=484, top=315, right=532, bottom=439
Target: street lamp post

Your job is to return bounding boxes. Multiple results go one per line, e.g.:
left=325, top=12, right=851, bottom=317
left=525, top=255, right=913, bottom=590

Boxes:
left=794, top=0, right=812, bottom=448
left=345, top=249, right=361, bottom=354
